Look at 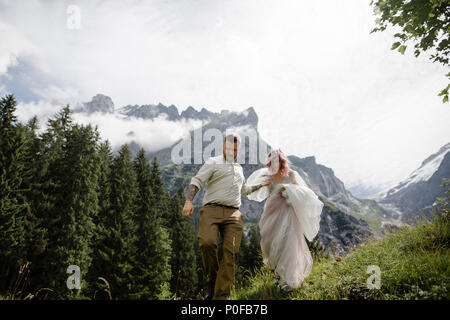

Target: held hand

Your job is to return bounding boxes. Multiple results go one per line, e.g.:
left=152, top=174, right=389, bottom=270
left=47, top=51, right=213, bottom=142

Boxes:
left=279, top=186, right=287, bottom=198
left=261, top=178, right=272, bottom=186
left=182, top=201, right=194, bottom=218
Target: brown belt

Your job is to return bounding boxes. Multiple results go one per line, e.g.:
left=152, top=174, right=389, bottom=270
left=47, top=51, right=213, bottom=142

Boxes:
left=204, top=202, right=239, bottom=210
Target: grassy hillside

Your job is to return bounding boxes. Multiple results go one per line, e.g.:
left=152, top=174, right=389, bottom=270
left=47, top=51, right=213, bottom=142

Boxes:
left=231, top=211, right=449, bottom=300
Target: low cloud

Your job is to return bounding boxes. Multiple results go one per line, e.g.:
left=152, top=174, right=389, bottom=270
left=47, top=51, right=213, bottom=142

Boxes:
left=16, top=99, right=204, bottom=153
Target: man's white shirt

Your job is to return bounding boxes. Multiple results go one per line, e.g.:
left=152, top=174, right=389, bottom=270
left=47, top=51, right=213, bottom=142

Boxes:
left=190, top=154, right=253, bottom=208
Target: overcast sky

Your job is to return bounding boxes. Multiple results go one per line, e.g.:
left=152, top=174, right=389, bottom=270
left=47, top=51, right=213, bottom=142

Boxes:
left=1, top=0, right=449, bottom=197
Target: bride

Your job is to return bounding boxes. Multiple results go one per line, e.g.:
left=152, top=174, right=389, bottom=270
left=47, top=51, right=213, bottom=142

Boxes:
left=246, top=149, right=324, bottom=291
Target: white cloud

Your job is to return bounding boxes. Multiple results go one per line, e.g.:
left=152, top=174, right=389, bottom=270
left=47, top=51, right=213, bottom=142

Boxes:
left=0, top=83, right=6, bottom=95
left=16, top=99, right=204, bottom=153
left=0, top=20, right=37, bottom=74
left=72, top=112, right=204, bottom=153
left=32, top=84, right=80, bottom=105
left=15, top=99, right=64, bottom=129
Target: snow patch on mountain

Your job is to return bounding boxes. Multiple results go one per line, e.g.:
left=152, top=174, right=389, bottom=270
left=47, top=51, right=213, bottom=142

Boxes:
left=398, top=149, right=449, bottom=189
left=372, top=143, right=450, bottom=200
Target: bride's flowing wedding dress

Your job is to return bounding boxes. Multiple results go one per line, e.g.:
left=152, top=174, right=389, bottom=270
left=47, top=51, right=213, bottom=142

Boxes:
left=246, top=168, right=324, bottom=290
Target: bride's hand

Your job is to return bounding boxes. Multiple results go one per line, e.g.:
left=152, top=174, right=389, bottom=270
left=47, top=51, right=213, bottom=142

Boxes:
left=262, top=178, right=272, bottom=186
left=279, top=186, right=287, bottom=199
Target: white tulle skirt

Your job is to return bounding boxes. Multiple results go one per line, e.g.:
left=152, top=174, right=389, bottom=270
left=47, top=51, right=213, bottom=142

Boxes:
left=246, top=167, right=324, bottom=290
left=259, top=186, right=314, bottom=290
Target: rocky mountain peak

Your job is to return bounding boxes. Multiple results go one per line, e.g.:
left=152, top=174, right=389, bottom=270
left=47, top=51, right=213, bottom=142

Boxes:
left=81, top=94, right=114, bottom=114
left=180, top=106, right=217, bottom=121
left=216, top=107, right=259, bottom=129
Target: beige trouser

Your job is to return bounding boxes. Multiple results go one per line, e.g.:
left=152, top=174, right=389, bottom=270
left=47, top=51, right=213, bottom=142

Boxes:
left=197, top=204, right=243, bottom=300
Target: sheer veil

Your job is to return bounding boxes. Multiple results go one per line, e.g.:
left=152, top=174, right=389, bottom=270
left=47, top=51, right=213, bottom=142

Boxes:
left=246, top=167, right=271, bottom=202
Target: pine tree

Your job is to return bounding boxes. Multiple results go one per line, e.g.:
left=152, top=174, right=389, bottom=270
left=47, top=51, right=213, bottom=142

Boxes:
left=57, top=123, right=101, bottom=298
left=238, top=229, right=250, bottom=267
left=150, top=156, right=169, bottom=222
left=24, top=108, right=73, bottom=296
left=132, top=149, right=171, bottom=299
left=11, top=117, right=48, bottom=296
left=194, top=237, right=207, bottom=297
left=38, top=119, right=100, bottom=298
left=29, top=106, right=73, bottom=297
left=235, top=229, right=251, bottom=286
left=86, top=140, right=114, bottom=299
left=246, top=225, right=263, bottom=273
left=0, top=94, right=31, bottom=292
left=150, top=157, right=165, bottom=201
left=23, top=106, right=104, bottom=299
left=167, top=186, right=198, bottom=298
left=101, top=144, right=139, bottom=299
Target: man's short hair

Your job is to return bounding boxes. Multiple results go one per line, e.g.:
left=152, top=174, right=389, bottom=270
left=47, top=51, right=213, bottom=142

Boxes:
left=223, top=132, right=241, bottom=145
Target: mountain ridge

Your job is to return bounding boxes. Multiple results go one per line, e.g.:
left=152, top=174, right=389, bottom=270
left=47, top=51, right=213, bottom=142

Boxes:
left=369, top=141, right=450, bottom=223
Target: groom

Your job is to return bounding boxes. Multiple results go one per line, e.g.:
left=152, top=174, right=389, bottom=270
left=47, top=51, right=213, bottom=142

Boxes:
left=182, top=132, right=271, bottom=300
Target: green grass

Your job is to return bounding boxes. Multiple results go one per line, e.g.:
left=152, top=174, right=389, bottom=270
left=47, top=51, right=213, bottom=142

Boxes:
left=348, top=211, right=383, bottom=231
left=318, top=196, right=340, bottom=213
left=230, top=212, right=449, bottom=300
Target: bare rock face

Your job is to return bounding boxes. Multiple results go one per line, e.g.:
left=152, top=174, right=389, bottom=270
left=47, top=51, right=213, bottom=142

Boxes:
left=119, top=103, right=223, bottom=123
left=73, top=94, right=115, bottom=114
left=181, top=106, right=217, bottom=121
left=317, top=202, right=374, bottom=256
left=119, top=103, right=180, bottom=121
left=288, top=155, right=348, bottom=198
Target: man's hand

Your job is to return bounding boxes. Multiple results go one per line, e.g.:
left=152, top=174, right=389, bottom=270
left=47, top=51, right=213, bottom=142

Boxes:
left=182, top=184, right=199, bottom=218
left=248, top=178, right=272, bottom=194
left=182, top=200, right=194, bottom=218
